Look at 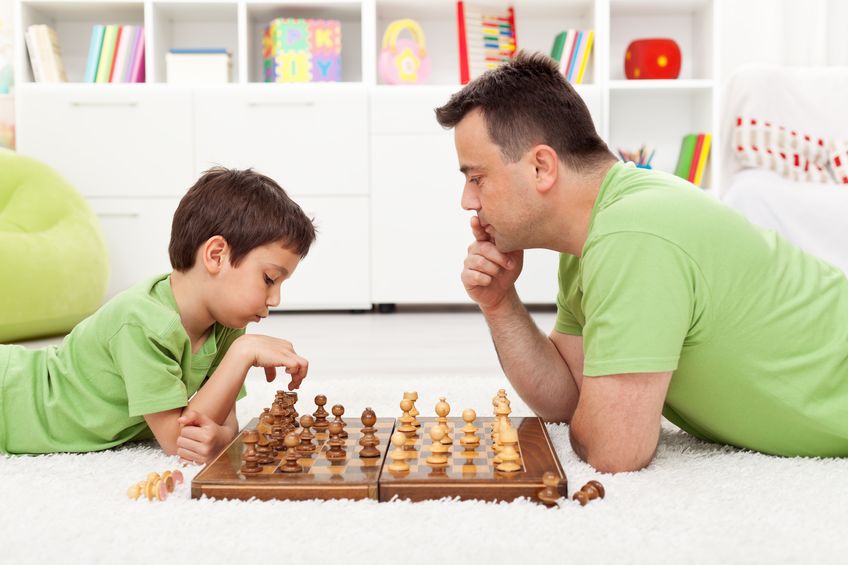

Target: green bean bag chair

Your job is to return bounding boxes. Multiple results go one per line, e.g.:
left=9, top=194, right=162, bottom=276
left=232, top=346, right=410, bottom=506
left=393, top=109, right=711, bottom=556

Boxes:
left=0, top=149, right=108, bottom=342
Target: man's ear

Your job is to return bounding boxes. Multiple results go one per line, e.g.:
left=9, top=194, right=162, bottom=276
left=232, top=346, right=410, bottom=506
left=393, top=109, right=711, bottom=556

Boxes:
left=532, top=144, right=559, bottom=194
left=201, top=235, right=229, bottom=274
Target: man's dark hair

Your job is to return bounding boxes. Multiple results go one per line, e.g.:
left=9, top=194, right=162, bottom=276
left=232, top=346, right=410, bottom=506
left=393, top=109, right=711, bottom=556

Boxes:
left=435, top=51, right=613, bottom=171
left=169, top=167, right=316, bottom=271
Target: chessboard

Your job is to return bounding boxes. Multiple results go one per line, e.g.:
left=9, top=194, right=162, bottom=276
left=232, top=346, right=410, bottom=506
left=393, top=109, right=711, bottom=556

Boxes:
left=191, top=392, right=568, bottom=504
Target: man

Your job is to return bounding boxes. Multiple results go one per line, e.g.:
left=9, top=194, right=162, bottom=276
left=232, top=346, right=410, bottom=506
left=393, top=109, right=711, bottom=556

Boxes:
left=435, top=52, right=848, bottom=473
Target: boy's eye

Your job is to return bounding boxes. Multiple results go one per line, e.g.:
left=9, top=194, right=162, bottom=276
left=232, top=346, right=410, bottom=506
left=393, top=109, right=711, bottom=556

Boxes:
left=264, top=275, right=274, bottom=286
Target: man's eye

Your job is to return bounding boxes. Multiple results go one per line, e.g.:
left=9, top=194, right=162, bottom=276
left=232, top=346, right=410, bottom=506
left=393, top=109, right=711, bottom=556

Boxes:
left=264, top=275, right=274, bottom=286
left=470, top=177, right=480, bottom=185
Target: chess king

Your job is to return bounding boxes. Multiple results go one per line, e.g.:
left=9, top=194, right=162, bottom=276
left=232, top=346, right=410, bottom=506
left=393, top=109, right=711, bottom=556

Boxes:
left=435, top=51, right=848, bottom=472
left=0, top=168, right=315, bottom=462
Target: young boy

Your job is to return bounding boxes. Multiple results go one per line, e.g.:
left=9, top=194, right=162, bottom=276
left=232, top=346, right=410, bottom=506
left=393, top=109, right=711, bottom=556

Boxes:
left=0, top=167, right=316, bottom=463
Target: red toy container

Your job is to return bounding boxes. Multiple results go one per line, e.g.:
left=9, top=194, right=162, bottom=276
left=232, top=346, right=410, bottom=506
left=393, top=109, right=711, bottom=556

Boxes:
left=624, top=38, right=681, bottom=80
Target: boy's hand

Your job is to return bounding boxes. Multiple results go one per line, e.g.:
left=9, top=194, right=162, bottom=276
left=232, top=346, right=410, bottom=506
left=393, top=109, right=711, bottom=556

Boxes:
left=235, top=334, right=309, bottom=390
left=176, top=410, right=236, bottom=464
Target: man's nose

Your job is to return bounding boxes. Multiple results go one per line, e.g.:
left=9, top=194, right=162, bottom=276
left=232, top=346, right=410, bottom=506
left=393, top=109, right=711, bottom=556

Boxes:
left=461, top=184, right=480, bottom=211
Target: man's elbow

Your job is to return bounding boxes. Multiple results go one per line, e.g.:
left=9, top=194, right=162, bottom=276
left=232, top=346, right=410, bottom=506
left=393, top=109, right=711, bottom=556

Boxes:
left=569, top=429, right=654, bottom=473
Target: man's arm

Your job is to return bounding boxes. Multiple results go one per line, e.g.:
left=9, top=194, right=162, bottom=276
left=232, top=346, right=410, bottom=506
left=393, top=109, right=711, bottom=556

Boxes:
left=482, top=288, right=581, bottom=423
left=569, top=370, right=672, bottom=473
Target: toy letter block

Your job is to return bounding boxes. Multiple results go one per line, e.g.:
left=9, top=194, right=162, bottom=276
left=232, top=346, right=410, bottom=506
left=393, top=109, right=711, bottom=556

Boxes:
left=264, top=18, right=342, bottom=83
left=624, top=38, right=681, bottom=80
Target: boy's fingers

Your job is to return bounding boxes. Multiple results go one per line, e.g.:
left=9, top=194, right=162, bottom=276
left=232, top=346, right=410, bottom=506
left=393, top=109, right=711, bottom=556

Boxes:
left=265, top=366, right=277, bottom=382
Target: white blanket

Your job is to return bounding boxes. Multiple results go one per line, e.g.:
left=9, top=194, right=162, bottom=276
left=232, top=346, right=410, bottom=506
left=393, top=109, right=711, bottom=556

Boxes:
left=724, top=169, right=848, bottom=274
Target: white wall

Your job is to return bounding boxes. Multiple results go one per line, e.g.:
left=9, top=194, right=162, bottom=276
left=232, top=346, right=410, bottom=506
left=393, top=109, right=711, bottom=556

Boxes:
left=721, top=0, right=848, bottom=82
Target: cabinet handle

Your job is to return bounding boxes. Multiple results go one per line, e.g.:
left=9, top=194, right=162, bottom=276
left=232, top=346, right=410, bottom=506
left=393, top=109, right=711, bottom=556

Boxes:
left=247, top=101, right=315, bottom=108
left=70, top=101, right=139, bottom=108
left=96, top=212, right=141, bottom=218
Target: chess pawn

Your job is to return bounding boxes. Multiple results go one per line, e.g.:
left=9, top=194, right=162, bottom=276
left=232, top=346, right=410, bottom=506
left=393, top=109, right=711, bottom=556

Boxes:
left=279, top=433, right=303, bottom=473
left=435, top=397, right=452, bottom=445
left=359, top=407, right=380, bottom=458
left=398, top=398, right=416, bottom=434
left=538, top=471, right=563, bottom=507
left=388, top=431, right=410, bottom=472
left=240, top=429, right=261, bottom=474
left=298, top=414, right=317, bottom=453
left=459, top=408, right=480, bottom=449
left=325, top=421, right=347, bottom=460
left=573, top=480, right=605, bottom=506
left=495, top=427, right=521, bottom=473
left=256, top=430, right=275, bottom=465
left=331, top=404, right=348, bottom=438
left=313, top=394, right=330, bottom=431
left=425, top=424, right=449, bottom=466
left=271, top=403, right=286, bottom=452
left=403, top=391, right=421, bottom=427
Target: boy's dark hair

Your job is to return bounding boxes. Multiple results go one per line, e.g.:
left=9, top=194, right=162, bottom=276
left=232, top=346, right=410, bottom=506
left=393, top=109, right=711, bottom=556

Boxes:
left=435, top=51, right=613, bottom=171
left=169, top=167, right=316, bottom=271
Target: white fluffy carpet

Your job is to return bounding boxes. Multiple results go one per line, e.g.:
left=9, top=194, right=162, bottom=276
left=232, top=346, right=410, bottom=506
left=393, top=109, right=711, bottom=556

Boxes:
left=3, top=313, right=847, bottom=564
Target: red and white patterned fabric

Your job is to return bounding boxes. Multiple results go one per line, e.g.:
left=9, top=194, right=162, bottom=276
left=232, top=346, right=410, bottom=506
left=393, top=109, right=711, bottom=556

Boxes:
left=733, top=117, right=834, bottom=183
left=828, top=139, right=848, bottom=184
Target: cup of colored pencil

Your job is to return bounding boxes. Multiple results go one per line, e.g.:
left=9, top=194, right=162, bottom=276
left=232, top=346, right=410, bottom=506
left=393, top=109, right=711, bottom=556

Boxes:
left=618, top=145, right=654, bottom=169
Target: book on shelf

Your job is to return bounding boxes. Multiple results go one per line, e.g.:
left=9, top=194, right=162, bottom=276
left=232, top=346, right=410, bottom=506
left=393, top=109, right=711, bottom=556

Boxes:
left=457, top=1, right=516, bottom=85
left=25, top=25, right=67, bottom=83
left=550, top=29, right=594, bottom=84
left=166, top=49, right=231, bottom=84
left=674, top=133, right=712, bottom=187
left=88, top=24, right=145, bottom=83
left=264, top=19, right=342, bottom=83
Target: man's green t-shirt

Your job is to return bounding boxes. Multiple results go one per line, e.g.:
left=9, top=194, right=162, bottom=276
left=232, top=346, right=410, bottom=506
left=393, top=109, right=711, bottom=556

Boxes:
left=556, top=162, right=848, bottom=457
left=0, top=274, right=244, bottom=454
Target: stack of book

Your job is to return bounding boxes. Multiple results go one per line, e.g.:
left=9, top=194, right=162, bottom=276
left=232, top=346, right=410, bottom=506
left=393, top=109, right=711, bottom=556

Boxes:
left=457, top=1, right=516, bottom=84
left=550, top=29, right=594, bottom=84
left=85, top=25, right=145, bottom=83
left=166, top=49, right=231, bottom=84
left=674, top=133, right=712, bottom=187
left=25, top=24, right=67, bottom=82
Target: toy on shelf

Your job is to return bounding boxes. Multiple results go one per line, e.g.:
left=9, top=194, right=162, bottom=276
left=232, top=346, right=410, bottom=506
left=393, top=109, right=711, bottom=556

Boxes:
left=379, top=19, right=431, bottom=85
left=618, top=145, right=654, bottom=169
left=624, top=38, right=680, bottom=80
left=457, top=1, right=516, bottom=85
left=263, top=18, right=341, bottom=83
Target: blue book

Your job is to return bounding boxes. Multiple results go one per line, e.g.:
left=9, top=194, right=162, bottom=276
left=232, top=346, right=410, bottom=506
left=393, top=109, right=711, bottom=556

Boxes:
left=84, top=25, right=105, bottom=83
left=567, top=31, right=583, bottom=82
left=168, top=48, right=228, bottom=54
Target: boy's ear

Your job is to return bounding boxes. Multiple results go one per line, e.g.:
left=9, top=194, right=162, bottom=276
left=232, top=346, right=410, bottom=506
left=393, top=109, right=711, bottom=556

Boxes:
left=202, top=235, right=229, bottom=274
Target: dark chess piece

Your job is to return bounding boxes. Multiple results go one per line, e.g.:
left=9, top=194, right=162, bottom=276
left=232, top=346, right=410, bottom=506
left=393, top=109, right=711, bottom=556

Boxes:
left=298, top=414, right=317, bottom=453
left=325, top=421, right=347, bottom=460
left=538, top=471, right=564, bottom=507
left=240, top=429, right=261, bottom=474
left=573, top=480, right=604, bottom=506
left=359, top=407, right=380, bottom=458
left=331, top=404, right=348, bottom=438
left=271, top=403, right=286, bottom=452
left=313, top=394, right=329, bottom=431
left=279, top=433, right=303, bottom=473
left=286, top=391, right=300, bottom=427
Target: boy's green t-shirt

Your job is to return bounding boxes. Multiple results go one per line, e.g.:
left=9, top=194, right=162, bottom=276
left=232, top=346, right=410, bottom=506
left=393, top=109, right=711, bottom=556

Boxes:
left=556, top=162, right=848, bottom=457
left=0, top=274, right=245, bottom=454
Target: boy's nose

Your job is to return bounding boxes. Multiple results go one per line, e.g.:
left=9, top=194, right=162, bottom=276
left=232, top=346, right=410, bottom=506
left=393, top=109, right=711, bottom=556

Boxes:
left=267, top=286, right=281, bottom=308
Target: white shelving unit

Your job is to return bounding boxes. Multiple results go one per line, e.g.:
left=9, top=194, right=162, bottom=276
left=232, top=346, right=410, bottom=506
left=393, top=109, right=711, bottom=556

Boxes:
left=13, top=0, right=720, bottom=308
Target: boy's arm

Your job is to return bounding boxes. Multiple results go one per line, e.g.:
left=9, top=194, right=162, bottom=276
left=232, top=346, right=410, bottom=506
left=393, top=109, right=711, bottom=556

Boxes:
left=143, top=334, right=307, bottom=460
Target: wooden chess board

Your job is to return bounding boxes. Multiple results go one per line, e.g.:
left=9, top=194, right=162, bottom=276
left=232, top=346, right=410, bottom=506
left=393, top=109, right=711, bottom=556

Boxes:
left=192, top=416, right=567, bottom=503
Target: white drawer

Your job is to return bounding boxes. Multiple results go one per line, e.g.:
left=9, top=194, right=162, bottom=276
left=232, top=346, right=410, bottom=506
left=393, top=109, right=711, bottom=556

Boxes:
left=370, top=85, right=462, bottom=135
left=88, top=198, right=180, bottom=300
left=274, top=195, right=370, bottom=310
left=15, top=85, right=195, bottom=197
left=194, top=85, right=368, bottom=196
